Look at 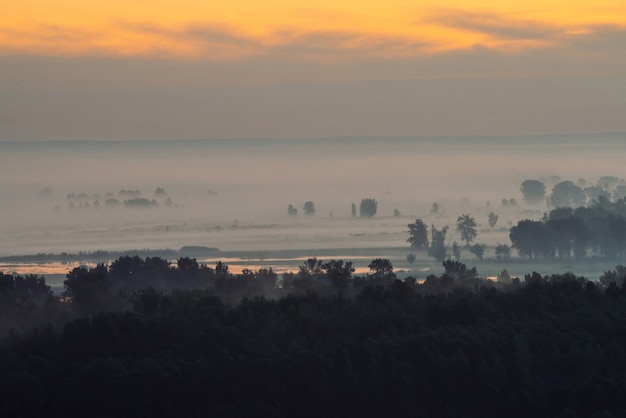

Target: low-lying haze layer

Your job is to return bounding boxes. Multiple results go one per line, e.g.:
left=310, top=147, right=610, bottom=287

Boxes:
left=0, top=135, right=624, bottom=261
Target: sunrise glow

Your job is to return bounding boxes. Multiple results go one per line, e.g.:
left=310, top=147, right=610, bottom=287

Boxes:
left=3, top=0, right=626, bottom=59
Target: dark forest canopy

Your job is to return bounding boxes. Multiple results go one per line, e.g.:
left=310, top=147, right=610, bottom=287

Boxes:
left=3, top=257, right=626, bottom=417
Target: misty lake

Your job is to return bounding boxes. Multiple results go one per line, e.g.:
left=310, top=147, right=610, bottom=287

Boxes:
left=1, top=134, right=625, bottom=283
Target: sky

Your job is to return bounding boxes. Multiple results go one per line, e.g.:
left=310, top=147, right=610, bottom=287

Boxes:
left=1, top=0, right=626, bottom=140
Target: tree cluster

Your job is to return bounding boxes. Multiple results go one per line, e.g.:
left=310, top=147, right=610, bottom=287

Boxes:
left=510, top=200, right=626, bottom=259
left=520, top=177, right=626, bottom=208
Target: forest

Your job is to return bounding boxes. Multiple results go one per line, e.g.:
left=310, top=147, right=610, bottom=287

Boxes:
left=3, top=250, right=626, bottom=417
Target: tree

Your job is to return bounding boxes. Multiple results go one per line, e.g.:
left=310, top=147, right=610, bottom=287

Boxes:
left=451, top=241, right=462, bottom=261
left=359, top=198, right=378, bottom=218
left=497, top=269, right=513, bottom=284
left=599, top=265, right=626, bottom=288
left=177, top=257, right=199, bottom=272
left=351, top=202, right=357, bottom=218
left=406, top=253, right=416, bottom=265
left=407, top=219, right=429, bottom=250
left=520, top=180, right=546, bottom=205
left=442, top=260, right=478, bottom=281
left=546, top=216, right=589, bottom=259
left=584, top=185, right=610, bottom=204
left=509, top=219, right=554, bottom=259
left=215, top=261, right=230, bottom=277
left=287, top=204, right=298, bottom=216
left=321, top=259, right=354, bottom=290
left=597, top=176, right=620, bottom=192
left=393, top=208, right=400, bottom=217
left=143, top=257, right=172, bottom=283
left=430, top=202, right=440, bottom=215
left=457, top=214, right=477, bottom=246
left=550, top=181, right=586, bottom=208
left=368, top=258, right=394, bottom=278
left=488, top=212, right=499, bottom=228
left=469, top=244, right=486, bottom=260
left=63, top=265, right=112, bottom=314
left=109, top=255, right=145, bottom=288
left=303, top=201, right=316, bottom=215
left=428, top=225, right=449, bottom=262
left=495, top=242, right=511, bottom=260
left=297, top=257, right=323, bottom=280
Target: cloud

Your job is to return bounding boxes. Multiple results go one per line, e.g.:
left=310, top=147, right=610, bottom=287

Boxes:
left=561, top=24, right=626, bottom=54
left=2, top=7, right=626, bottom=64
left=430, top=9, right=561, bottom=40
left=0, top=24, right=102, bottom=55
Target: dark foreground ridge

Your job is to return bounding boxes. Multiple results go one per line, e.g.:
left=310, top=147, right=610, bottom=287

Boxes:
left=2, top=257, right=626, bottom=417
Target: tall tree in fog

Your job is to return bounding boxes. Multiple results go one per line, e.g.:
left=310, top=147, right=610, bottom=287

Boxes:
left=597, top=176, right=621, bottom=192
left=303, top=201, right=316, bottom=215
left=469, top=244, right=486, bottom=260
left=550, top=181, right=586, bottom=208
left=488, top=212, right=499, bottom=228
left=351, top=203, right=357, bottom=218
left=520, top=180, right=546, bottom=205
left=456, top=214, right=477, bottom=246
left=288, top=204, right=298, bottom=216
left=509, top=219, right=553, bottom=259
left=428, top=225, right=449, bottom=262
left=430, top=202, right=440, bottom=215
left=495, top=243, right=511, bottom=260
left=407, top=219, right=429, bottom=250
left=359, top=198, right=378, bottom=218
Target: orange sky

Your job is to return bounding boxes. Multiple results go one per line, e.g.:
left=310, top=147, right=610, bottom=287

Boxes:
left=3, top=0, right=626, bottom=58
left=2, top=1, right=626, bottom=141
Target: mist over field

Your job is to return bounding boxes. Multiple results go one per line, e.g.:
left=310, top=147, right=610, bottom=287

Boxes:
left=1, top=134, right=625, bottom=280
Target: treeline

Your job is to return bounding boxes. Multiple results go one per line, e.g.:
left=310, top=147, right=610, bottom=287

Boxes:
left=4, top=258, right=626, bottom=416
left=54, top=187, right=176, bottom=212
left=0, top=247, right=218, bottom=264
left=510, top=198, right=626, bottom=259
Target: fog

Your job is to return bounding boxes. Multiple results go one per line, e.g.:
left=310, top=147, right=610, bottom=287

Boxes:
left=1, top=134, right=625, bottom=279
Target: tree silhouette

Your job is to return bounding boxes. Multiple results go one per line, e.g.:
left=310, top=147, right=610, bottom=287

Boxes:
left=510, top=219, right=553, bottom=259
left=428, top=225, right=449, bottom=262
left=457, top=214, right=477, bottom=246
left=495, top=243, right=511, bottom=260
left=550, top=181, right=585, bottom=208
left=321, top=259, right=354, bottom=290
left=469, top=243, right=486, bottom=260
left=520, top=180, right=546, bottom=205
left=407, top=219, right=429, bottom=250
left=368, top=258, right=394, bottom=278
left=430, top=202, right=440, bottom=215
left=63, top=265, right=112, bottom=314
left=303, top=201, right=316, bottom=215
left=442, top=260, right=478, bottom=281
left=488, top=212, right=499, bottom=228
left=359, top=198, right=378, bottom=218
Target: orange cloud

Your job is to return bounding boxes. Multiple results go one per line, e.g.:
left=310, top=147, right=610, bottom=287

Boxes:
left=1, top=1, right=626, bottom=59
